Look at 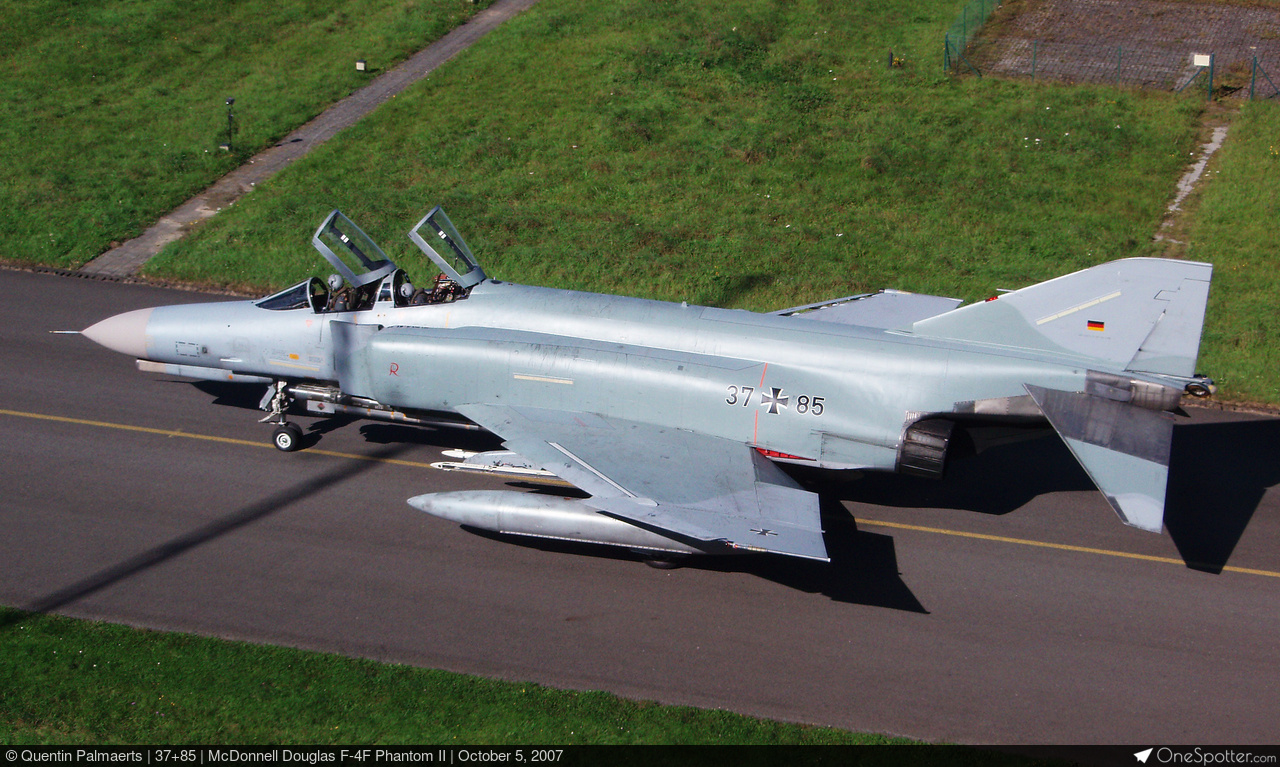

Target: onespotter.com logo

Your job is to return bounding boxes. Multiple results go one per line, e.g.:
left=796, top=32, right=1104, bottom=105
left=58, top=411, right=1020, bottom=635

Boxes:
left=1135, top=748, right=1277, bottom=765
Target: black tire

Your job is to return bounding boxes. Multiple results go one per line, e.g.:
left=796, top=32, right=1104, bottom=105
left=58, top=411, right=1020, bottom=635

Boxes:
left=642, top=557, right=684, bottom=570
left=273, top=423, right=303, bottom=452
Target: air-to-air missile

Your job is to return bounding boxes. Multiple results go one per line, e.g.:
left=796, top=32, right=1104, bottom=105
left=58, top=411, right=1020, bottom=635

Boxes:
left=82, top=207, right=1215, bottom=563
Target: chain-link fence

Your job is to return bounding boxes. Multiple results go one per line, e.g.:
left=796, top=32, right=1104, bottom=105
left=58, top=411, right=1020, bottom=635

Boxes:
left=941, top=0, right=1280, bottom=99
left=969, top=39, right=1280, bottom=98
left=977, top=39, right=1187, bottom=88
left=943, top=0, right=1000, bottom=72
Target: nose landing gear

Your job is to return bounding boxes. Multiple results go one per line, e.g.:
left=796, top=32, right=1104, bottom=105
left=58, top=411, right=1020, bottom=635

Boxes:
left=259, top=381, right=303, bottom=451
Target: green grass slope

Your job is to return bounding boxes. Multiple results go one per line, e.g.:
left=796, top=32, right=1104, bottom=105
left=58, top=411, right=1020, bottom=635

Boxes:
left=147, top=0, right=1202, bottom=311
left=1188, top=102, right=1280, bottom=404
left=0, top=0, right=492, bottom=269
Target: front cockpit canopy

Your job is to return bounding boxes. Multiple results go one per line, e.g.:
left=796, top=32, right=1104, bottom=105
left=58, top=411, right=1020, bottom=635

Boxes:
left=312, top=210, right=398, bottom=288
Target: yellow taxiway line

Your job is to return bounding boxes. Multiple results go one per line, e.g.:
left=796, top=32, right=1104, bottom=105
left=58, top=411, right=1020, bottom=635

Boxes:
left=0, top=408, right=438, bottom=470
left=4, top=406, right=1277, bottom=579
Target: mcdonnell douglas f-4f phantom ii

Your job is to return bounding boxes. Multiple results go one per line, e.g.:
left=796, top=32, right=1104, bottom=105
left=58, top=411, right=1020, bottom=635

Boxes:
left=82, top=208, right=1215, bottom=563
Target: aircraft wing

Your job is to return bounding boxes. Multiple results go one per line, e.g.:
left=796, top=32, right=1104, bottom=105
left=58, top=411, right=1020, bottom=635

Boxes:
left=456, top=404, right=829, bottom=561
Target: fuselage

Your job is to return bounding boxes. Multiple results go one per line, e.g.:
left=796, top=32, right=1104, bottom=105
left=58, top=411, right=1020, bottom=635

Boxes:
left=105, top=277, right=1106, bottom=474
left=79, top=210, right=1214, bottom=553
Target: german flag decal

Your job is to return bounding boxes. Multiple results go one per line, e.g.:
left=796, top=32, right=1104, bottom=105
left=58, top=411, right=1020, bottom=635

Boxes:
left=1086, top=320, right=1105, bottom=332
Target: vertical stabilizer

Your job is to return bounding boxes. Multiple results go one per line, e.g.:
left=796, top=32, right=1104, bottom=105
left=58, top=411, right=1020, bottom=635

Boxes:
left=913, top=259, right=1212, bottom=375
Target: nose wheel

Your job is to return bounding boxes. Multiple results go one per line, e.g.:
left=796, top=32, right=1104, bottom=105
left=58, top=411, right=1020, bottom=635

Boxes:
left=272, top=423, right=304, bottom=452
left=261, top=381, right=306, bottom=452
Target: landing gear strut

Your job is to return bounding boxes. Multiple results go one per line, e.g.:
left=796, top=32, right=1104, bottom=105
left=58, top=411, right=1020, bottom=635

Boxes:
left=259, top=381, right=303, bottom=452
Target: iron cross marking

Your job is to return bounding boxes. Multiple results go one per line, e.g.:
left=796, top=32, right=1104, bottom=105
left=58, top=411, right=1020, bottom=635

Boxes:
left=760, top=387, right=789, bottom=415
left=750, top=528, right=779, bottom=537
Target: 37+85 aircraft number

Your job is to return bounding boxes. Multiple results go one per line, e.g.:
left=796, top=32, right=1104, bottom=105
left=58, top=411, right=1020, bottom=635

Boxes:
left=725, top=385, right=825, bottom=416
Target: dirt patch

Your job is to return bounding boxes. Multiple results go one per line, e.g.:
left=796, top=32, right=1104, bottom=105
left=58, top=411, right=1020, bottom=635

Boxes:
left=972, top=0, right=1280, bottom=95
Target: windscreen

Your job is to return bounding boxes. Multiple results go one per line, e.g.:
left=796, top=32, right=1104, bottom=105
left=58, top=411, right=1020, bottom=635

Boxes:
left=256, top=280, right=313, bottom=311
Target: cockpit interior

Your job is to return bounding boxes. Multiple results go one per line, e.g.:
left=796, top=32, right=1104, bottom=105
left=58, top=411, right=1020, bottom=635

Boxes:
left=254, top=206, right=481, bottom=314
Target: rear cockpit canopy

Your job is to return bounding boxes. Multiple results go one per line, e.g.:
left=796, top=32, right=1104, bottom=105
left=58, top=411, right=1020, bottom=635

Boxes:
left=409, top=206, right=486, bottom=289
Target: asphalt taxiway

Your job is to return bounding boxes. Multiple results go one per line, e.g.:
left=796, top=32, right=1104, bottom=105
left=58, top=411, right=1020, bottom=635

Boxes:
left=2, top=268, right=1277, bottom=744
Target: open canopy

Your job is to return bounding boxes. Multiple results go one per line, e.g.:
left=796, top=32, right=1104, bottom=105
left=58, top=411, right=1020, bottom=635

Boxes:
left=311, top=210, right=398, bottom=288
left=409, top=206, right=486, bottom=288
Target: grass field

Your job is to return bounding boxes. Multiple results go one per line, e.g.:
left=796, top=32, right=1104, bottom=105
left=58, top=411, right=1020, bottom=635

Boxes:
left=0, top=607, right=915, bottom=746
left=0, top=0, right=492, bottom=269
left=1187, top=101, right=1280, bottom=404
left=146, top=0, right=1204, bottom=308
left=138, top=0, right=1278, bottom=400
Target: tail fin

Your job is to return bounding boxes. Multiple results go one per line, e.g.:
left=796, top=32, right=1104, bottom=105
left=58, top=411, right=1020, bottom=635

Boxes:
left=912, top=258, right=1212, bottom=377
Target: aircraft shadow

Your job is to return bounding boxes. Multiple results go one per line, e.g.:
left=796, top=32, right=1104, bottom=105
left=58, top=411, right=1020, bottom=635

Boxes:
left=818, top=416, right=1280, bottom=575
left=192, top=380, right=268, bottom=410
left=357, top=423, right=505, bottom=453
left=468, top=493, right=928, bottom=612
left=1165, top=416, right=1280, bottom=573
left=696, top=273, right=774, bottom=308
left=833, top=430, right=1092, bottom=517
left=702, top=502, right=929, bottom=613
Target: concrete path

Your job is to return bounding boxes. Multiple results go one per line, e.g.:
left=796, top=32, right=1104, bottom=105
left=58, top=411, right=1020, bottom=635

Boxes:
left=80, top=0, right=540, bottom=278
left=1153, top=120, right=1231, bottom=254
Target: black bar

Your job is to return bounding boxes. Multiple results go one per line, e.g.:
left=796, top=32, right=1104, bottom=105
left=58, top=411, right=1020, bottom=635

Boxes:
left=3, top=746, right=1279, bottom=767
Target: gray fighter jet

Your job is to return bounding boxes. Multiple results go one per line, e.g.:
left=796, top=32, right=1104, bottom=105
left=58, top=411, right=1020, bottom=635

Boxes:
left=82, top=208, right=1215, bottom=562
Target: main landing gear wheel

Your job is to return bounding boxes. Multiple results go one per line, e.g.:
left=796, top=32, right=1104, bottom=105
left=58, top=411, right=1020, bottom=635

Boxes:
left=642, top=556, right=685, bottom=570
left=273, top=423, right=304, bottom=452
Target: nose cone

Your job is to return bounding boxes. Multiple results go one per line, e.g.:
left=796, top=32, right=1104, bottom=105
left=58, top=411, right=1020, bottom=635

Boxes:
left=82, top=307, right=154, bottom=359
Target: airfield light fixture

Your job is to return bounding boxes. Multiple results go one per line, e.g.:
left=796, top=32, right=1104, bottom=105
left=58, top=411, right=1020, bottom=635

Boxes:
left=221, top=97, right=235, bottom=152
left=356, top=59, right=367, bottom=72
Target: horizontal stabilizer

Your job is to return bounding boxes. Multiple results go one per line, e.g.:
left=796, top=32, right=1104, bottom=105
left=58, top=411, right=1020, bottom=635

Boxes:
left=1025, top=385, right=1174, bottom=532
